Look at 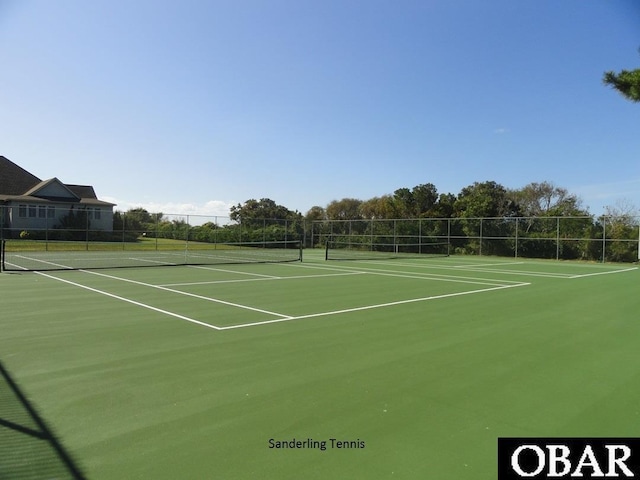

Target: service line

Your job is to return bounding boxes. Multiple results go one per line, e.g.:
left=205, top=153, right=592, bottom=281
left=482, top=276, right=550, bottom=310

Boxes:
left=219, top=282, right=531, bottom=331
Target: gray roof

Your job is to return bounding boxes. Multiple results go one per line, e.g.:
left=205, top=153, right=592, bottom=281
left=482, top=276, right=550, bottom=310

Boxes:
left=0, top=155, right=115, bottom=206
left=0, top=155, right=41, bottom=195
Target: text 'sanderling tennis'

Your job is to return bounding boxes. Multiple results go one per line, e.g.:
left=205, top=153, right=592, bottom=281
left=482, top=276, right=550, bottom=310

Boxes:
left=268, top=438, right=366, bottom=451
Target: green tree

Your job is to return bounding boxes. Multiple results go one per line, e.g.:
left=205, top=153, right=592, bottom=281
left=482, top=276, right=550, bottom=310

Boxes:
left=510, top=181, right=586, bottom=217
left=55, top=208, right=89, bottom=240
left=454, top=181, right=517, bottom=218
left=392, top=188, right=415, bottom=218
left=359, top=195, right=395, bottom=219
left=431, top=193, right=456, bottom=218
left=412, top=183, right=439, bottom=217
left=119, top=208, right=162, bottom=232
left=603, top=53, right=640, bottom=102
left=388, top=184, right=439, bottom=218
left=189, top=222, right=221, bottom=243
left=601, top=199, right=640, bottom=262
left=229, top=198, right=300, bottom=222
left=305, top=206, right=327, bottom=222
left=326, top=198, right=363, bottom=220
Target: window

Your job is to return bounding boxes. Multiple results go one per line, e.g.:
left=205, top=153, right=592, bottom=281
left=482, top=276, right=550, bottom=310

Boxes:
left=48, top=206, right=56, bottom=218
left=19, top=205, right=27, bottom=217
left=28, top=205, right=36, bottom=217
left=39, top=206, right=46, bottom=218
left=94, top=208, right=101, bottom=220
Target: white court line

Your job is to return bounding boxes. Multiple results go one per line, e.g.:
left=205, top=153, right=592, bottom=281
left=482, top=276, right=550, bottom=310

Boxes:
left=31, top=263, right=532, bottom=333
left=80, top=270, right=292, bottom=319
left=289, top=262, right=521, bottom=286
left=569, top=267, right=638, bottom=279
left=453, top=261, right=525, bottom=268
left=279, top=262, right=369, bottom=274
left=447, top=267, right=574, bottom=279
left=13, top=255, right=74, bottom=269
left=187, top=265, right=279, bottom=278
left=353, top=259, right=576, bottom=279
left=159, top=271, right=365, bottom=287
left=362, top=270, right=510, bottom=286
left=459, top=265, right=637, bottom=278
left=34, top=271, right=222, bottom=330
left=218, top=282, right=531, bottom=331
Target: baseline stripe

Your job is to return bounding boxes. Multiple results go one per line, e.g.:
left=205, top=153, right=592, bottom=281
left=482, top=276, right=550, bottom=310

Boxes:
left=569, top=267, right=638, bottom=278
left=81, top=270, right=292, bottom=319
left=35, top=272, right=221, bottom=330
left=292, top=262, right=517, bottom=286
left=160, top=271, right=365, bottom=287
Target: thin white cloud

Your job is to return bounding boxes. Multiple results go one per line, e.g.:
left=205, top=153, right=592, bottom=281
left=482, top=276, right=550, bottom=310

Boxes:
left=493, top=127, right=509, bottom=134
left=102, top=197, right=236, bottom=218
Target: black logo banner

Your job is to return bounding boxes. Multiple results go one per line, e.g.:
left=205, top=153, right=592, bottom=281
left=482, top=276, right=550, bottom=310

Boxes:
left=498, top=438, right=640, bottom=479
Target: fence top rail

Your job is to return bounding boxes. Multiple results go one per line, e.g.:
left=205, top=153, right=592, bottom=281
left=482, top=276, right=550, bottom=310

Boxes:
left=311, top=215, right=638, bottom=223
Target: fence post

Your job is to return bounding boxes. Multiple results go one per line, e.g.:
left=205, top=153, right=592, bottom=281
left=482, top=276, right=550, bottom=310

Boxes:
left=393, top=219, right=397, bottom=249
left=0, top=206, right=4, bottom=255
left=556, top=217, right=560, bottom=260
left=602, top=216, right=606, bottom=263
left=514, top=217, right=519, bottom=258
left=85, top=207, right=89, bottom=251
left=370, top=218, right=373, bottom=249
left=45, top=206, right=48, bottom=246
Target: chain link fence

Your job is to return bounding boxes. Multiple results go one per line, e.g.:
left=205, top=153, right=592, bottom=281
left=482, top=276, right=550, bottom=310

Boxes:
left=2, top=205, right=637, bottom=263
left=309, top=216, right=640, bottom=263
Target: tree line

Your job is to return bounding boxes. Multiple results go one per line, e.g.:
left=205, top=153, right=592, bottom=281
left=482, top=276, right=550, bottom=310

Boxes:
left=305, top=180, right=596, bottom=222
left=113, top=179, right=638, bottom=236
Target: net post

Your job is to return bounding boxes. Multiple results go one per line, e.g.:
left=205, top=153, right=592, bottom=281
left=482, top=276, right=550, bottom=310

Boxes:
left=1, top=239, right=5, bottom=272
left=325, top=237, right=330, bottom=261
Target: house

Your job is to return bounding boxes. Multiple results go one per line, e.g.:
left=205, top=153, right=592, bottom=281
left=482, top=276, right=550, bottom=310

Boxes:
left=0, top=155, right=115, bottom=236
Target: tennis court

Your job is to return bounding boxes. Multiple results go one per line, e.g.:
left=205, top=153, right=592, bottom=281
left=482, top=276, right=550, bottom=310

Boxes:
left=1, top=249, right=638, bottom=479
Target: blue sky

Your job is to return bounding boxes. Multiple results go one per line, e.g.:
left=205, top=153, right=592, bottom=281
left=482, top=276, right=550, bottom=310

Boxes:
left=1, top=0, right=639, bottom=217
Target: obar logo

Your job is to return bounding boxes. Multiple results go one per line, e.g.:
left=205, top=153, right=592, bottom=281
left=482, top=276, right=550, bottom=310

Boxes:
left=498, top=438, right=640, bottom=479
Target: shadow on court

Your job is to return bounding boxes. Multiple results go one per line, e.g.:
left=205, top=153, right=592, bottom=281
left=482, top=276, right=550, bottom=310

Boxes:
left=0, top=360, right=87, bottom=479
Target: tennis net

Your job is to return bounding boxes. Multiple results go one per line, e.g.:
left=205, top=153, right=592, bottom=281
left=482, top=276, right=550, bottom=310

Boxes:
left=325, top=240, right=450, bottom=261
left=1, top=239, right=302, bottom=272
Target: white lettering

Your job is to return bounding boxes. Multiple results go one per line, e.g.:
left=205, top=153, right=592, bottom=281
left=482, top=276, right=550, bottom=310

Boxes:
left=512, top=445, right=546, bottom=477
left=572, top=445, right=605, bottom=477
left=547, top=445, right=572, bottom=477
left=606, top=445, right=634, bottom=477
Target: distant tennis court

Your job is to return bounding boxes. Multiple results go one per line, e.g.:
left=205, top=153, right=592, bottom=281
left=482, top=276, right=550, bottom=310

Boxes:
left=1, top=249, right=638, bottom=479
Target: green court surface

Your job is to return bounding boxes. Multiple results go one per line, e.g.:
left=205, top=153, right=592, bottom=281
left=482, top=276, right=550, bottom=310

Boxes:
left=1, top=251, right=638, bottom=479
